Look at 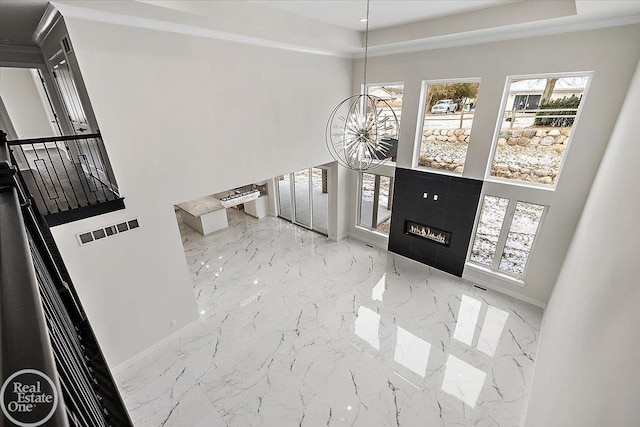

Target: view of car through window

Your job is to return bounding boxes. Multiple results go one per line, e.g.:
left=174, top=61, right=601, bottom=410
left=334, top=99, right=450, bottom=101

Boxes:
left=431, top=99, right=458, bottom=114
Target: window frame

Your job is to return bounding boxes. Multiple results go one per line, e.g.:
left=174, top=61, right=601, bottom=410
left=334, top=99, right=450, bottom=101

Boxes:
left=412, top=77, right=482, bottom=176
left=466, top=194, right=549, bottom=283
left=355, top=170, right=395, bottom=237
left=483, top=71, right=594, bottom=191
left=363, top=81, right=405, bottom=167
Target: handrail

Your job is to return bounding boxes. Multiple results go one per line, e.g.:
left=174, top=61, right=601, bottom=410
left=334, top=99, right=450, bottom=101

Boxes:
left=1, top=131, right=132, bottom=426
left=1, top=133, right=69, bottom=426
left=6, top=132, right=102, bottom=146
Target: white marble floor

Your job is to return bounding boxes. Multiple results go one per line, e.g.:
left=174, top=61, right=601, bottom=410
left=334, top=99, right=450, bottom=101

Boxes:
left=115, top=209, right=542, bottom=426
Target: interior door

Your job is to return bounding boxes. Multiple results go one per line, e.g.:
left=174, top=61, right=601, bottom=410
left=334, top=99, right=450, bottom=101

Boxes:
left=48, top=50, right=119, bottom=191
left=50, top=55, right=91, bottom=135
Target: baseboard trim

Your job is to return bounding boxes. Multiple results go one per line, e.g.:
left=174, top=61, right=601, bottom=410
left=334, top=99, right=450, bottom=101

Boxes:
left=462, top=265, right=547, bottom=308
left=462, top=276, right=547, bottom=308
left=111, top=318, right=202, bottom=375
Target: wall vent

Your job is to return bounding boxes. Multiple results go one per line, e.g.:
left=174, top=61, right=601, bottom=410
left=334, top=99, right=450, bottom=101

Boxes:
left=77, top=218, right=140, bottom=246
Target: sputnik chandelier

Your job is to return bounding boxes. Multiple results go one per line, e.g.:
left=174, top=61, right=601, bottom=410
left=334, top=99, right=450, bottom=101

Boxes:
left=325, top=0, right=399, bottom=171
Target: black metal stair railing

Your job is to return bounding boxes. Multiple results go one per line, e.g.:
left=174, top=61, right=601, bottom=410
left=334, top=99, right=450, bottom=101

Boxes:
left=2, top=130, right=125, bottom=226
left=1, top=136, right=133, bottom=426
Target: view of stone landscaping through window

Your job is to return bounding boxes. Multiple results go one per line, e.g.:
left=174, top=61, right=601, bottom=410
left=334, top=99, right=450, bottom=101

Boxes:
left=359, top=173, right=393, bottom=235
left=490, top=75, right=589, bottom=186
left=417, top=80, right=480, bottom=173
left=470, top=196, right=545, bottom=278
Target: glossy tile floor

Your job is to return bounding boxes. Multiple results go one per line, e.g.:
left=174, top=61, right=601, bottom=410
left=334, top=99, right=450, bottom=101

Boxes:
left=115, top=209, right=543, bottom=426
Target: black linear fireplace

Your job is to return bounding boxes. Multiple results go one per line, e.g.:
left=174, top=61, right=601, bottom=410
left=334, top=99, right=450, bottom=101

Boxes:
left=388, top=168, right=483, bottom=277
left=404, top=220, right=451, bottom=246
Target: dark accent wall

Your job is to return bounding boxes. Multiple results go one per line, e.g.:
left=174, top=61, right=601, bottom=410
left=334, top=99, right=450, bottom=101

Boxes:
left=388, top=168, right=483, bottom=277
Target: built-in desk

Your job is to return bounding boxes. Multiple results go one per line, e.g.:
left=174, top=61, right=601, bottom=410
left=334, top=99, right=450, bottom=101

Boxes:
left=177, top=196, right=228, bottom=235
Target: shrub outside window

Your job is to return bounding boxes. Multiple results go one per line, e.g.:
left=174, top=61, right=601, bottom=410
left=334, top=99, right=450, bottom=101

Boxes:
left=488, top=74, right=591, bottom=187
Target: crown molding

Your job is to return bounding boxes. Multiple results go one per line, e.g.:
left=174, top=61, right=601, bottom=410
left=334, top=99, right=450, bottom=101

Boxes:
left=33, top=3, right=62, bottom=47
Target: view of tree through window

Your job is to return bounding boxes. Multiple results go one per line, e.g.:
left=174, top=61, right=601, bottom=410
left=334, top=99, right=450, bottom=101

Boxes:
left=417, top=80, right=480, bottom=173
left=490, top=75, right=589, bottom=186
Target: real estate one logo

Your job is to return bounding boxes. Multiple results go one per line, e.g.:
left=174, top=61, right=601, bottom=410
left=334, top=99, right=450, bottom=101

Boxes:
left=1, top=369, right=58, bottom=427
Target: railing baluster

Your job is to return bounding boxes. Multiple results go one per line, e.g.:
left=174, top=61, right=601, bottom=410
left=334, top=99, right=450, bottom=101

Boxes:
left=52, top=143, right=83, bottom=209
left=4, top=131, right=123, bottom=225
left=91, top=137, right=115, bottom=201
left=83, top=137, right=109, bottom=203
left=21, top=144, right=53, bottom=214
left=71, top=152, right=96, bottom=205
left=33, top=143, right=63, bottom=213
left=41, top=141, right=73, bottom=210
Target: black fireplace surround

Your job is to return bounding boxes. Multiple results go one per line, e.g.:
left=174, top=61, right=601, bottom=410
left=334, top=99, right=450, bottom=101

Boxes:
left=388, top=168, right=483, bottom=277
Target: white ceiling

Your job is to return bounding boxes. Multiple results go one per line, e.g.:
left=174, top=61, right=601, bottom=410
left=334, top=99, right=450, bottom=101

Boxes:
left=1, top=0, right=640, bottom=56
left=0, top=0, right=49, bottom=47
left=251, top=0, right=520, bottom=31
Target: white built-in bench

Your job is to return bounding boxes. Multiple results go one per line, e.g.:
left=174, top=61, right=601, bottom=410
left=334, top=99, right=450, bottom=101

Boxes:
left=177, top=196, right=228, bottom=235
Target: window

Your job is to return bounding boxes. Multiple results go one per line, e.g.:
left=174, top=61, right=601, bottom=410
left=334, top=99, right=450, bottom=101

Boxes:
left=488, top=74, right=591, bottom=186
left=469, top=196, right=509, bottom=266
left=469, top=196, right=546, bottom=279
left=365, top=83, right=403, bottom=129
left=366, top=83, right=403, bottom=162
left=416, top=80, right=481, bottom=173
left=358, top=173, right=393, bottom=235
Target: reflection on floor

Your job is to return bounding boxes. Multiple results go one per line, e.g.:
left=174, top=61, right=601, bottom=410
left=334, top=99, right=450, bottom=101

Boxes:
left=115, top=209, right=542, bottom=426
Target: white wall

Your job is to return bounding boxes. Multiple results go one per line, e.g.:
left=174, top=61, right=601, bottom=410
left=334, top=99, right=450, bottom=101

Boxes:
left=49, top=17, right=351, bottom=367
left=0, top=67, right=55, bottom=138
left=351, top=24, right=640, bottom=305
left=523, top=59, right=640, bottom=427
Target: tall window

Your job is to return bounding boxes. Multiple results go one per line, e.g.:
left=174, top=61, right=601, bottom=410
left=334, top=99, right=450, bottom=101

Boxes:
left=469, top=196, right=546, bottom=278
left=365, top=83, right=403, bottom=129
left=358, top=173, right=393, bottom=235
left=366, top=83, right=403, bottom=162
left=488, top=74, right=590, bottom=187
left=416, top=79, right=481, bottom=173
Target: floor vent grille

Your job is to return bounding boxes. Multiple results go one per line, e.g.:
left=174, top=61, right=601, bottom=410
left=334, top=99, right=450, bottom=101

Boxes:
left=77, top=218, right=139, bottom=245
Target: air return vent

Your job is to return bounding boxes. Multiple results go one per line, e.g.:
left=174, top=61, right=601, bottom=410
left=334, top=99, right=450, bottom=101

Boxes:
left=77, top=218, right=140, bottom=246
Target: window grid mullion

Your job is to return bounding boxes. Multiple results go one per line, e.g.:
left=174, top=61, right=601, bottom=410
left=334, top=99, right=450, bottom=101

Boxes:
left=491, top=199, right=517, bottom=271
